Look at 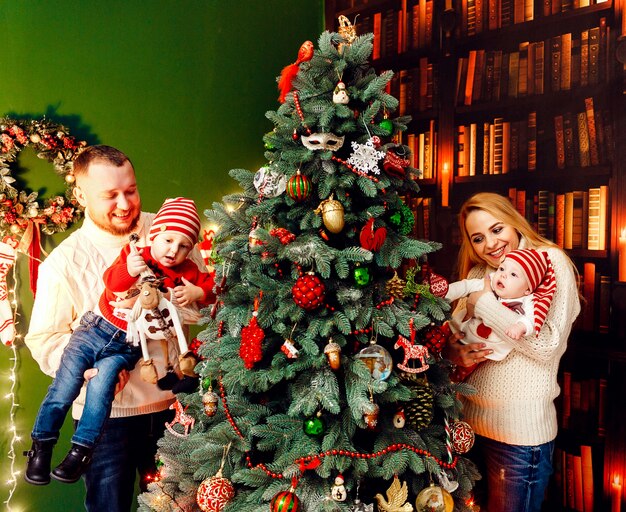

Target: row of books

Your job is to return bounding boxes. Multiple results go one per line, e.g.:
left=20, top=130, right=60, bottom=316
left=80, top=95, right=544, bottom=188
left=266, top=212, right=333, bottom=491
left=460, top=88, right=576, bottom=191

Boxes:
left=457, top=113, right=537, bottom=175
left=552, top=445, right=597, bottom=511
left=405, top=120, right=438, bottom=179
left=507, top=186, right=609, bottom=251
left=558, top=372, right=607, bottom=435
left=554, top=98, right=614, bottom=169
left=454, top=0, right=608, bottom=38
left=455, top=20, right=610, bottom=106
left=389, top=59, right=438, bottom=115
left=577, top=261, right=611, bottom=333
left=456, top=97, right=612, bottom=176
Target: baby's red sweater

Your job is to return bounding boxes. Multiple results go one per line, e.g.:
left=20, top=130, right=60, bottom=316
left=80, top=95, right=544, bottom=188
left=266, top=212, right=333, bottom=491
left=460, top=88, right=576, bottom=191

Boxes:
left=98, top=244, right=215, bottom=331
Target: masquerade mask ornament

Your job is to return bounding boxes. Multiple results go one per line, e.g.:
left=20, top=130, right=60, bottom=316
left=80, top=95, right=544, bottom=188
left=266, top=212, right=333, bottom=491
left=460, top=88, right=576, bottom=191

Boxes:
left=301, top=132, right=345, bottom=151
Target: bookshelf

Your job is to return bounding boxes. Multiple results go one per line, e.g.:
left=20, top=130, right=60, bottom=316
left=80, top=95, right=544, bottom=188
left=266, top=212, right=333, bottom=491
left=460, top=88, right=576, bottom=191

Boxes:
left=325, top=1, right=626, bottom=510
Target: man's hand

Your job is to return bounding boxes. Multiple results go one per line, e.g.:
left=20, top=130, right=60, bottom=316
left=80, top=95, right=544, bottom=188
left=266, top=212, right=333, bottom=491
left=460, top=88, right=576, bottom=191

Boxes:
left=83, top=368, right=131, bottom=395
left=173, top=277, right=204, bottom=307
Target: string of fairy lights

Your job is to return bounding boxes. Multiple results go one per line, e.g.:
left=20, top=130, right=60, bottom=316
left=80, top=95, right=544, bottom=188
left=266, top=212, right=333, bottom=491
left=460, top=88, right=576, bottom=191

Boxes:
left=4, top=262, right=22, bottom=512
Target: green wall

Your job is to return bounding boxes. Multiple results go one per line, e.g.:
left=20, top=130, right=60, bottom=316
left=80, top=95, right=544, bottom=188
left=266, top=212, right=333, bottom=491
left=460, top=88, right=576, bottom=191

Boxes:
left=0, top=1, right=323, bottom=510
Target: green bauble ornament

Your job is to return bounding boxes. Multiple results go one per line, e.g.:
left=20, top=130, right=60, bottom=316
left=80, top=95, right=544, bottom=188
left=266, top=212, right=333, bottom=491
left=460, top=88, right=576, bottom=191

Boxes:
left=303, top=415, right=325, bottom=437
left=379, top=118, right=394, bottom=136
left=353, top=266, right=372, bottom=287
left=202, top=377, right=212, bottom=390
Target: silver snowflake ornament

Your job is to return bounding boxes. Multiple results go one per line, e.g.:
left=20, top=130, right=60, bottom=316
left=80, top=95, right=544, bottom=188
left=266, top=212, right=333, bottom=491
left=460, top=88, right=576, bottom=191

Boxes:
left=347, top=138, right=384, bottom=175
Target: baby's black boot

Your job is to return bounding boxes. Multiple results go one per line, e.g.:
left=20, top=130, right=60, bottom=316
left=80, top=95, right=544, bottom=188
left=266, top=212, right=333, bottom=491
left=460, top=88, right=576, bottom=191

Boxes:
left=24, top=439, right=55, bottom=485
left=51, top=443, right=93, bottom=483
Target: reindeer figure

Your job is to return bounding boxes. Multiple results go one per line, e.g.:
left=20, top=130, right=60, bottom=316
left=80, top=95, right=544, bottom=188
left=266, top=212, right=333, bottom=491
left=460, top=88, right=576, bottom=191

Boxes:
left=394, top=335, right=430, bottom=374
left=124, top=235, right=197, bottom=384
left=165, top=399, right=195, bottom=437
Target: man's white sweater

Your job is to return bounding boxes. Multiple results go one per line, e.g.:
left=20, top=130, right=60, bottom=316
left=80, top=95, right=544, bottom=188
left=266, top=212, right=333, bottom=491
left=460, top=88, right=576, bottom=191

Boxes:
left=25, top=212, right=177, bottom=419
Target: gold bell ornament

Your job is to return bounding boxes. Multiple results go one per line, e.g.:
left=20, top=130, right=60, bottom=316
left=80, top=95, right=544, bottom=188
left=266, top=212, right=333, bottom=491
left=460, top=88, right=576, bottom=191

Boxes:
left=315, top=194, right=345, bottom=234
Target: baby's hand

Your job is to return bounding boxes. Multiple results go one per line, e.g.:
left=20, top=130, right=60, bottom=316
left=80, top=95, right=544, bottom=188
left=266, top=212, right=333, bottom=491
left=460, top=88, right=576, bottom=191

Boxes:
left=173, top=277, right=204, bottom=307
left=505, top=322, right=526, bottom=340
left=127, top=252, right=148, bottom=277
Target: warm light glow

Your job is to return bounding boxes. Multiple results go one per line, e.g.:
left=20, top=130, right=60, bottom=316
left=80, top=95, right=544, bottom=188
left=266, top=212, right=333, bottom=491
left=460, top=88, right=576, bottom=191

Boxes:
left=619, top=230, right=626, bottom=281
left=441, top=162, right=450, bottom=207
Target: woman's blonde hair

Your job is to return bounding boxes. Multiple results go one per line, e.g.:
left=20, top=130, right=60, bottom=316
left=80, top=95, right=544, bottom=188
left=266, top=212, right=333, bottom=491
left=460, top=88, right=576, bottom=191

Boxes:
left=457, top=192, right=563, bottom=278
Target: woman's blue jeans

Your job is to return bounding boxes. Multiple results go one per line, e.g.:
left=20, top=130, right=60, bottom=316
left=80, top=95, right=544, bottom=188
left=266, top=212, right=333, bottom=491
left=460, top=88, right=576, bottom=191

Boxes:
left=31, top=311, right=140, bottom=448
left=474, top=434, right=554, bottom=512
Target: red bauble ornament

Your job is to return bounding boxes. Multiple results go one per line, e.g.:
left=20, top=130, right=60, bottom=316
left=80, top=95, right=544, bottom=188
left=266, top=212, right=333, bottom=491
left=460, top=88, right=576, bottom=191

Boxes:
left=196, top=474, right=235, bottom=512
left=286, top=170, right=311, bottom=202
left=359, top=217, right=387, bottom=252
left=270, top=489, right=301, bottom=512
left=422, top=323, right=452, bottom=355
left=428, top=272, right=449, bottom=298
left=292, top=272, right=326, bottom=310
left=383, top=146, right=411, bottom=178
left=451, top=420, right=475, bottom=454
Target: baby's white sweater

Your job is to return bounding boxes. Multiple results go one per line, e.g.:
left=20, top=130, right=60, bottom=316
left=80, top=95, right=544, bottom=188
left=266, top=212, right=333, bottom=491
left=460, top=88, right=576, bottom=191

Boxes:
left=456, top=245, right=581, bottom=445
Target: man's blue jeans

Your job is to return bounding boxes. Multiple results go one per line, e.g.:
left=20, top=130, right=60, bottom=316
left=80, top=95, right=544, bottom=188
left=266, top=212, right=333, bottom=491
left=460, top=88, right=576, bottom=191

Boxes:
left=80, top=409, right=174, bottom=512
left=32, top=311, right=141, bottom=448
left=473, top=434, right=554, bottom=512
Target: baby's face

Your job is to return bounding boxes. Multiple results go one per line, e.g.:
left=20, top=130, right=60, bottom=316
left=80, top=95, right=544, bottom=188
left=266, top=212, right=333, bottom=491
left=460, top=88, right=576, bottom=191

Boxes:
left=491, top=258, right=530, bottom=299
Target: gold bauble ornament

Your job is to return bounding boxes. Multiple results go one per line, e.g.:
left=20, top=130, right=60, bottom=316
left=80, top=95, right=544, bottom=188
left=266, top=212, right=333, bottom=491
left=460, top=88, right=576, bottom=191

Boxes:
left=315, top=194, right=344, bottom=234
left=65, top=173, right=76, bottom=184
left=415, top=483, right=454, bottom=512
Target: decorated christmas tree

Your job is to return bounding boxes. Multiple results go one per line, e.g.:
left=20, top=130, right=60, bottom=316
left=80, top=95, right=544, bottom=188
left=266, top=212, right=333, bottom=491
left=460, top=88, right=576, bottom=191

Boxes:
left=139, top=19, right=478, bottom=512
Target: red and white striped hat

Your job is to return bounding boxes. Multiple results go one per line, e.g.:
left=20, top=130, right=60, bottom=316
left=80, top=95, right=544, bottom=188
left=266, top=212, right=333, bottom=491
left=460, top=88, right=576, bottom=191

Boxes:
left=149, top=197, right=201, bottom=244
left=503, top=248, right=556, bottom=335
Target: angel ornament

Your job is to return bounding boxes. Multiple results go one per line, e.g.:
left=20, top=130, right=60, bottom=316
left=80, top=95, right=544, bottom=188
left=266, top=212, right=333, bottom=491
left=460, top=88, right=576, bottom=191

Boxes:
left=375, top=475, right=414, bottom=512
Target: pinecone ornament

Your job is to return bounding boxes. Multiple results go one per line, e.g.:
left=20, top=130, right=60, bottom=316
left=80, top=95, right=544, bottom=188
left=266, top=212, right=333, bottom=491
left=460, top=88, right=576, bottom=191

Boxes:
left=385, top=271, right=406, bottom=299
left=400, top=373, right=434, bottom=430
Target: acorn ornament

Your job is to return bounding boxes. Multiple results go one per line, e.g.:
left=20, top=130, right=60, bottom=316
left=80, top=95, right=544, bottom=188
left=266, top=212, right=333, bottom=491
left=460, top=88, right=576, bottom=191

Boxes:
left=324, top=338, right=342, bottom=371
left=363, top=401, right=380, bottom=430
left=315, top=194, right=344, bottom=233
left=202, top=388, right=219, bottom=417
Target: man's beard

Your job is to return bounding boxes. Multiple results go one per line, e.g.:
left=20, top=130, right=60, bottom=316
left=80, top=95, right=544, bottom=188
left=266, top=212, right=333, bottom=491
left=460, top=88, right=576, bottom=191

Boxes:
left=91, top=211, right=141, bottom=236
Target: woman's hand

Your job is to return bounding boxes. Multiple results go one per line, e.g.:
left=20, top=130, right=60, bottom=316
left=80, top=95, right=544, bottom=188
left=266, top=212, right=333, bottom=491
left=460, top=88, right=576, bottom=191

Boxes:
left=443, top=330, right=493, bottom=367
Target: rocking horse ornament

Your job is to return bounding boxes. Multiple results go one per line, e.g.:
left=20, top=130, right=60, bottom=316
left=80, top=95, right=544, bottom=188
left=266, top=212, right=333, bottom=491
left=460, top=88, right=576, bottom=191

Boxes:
left=165, top=399, right=195, bottom=438
left=394, top=319, right=430, bottom=373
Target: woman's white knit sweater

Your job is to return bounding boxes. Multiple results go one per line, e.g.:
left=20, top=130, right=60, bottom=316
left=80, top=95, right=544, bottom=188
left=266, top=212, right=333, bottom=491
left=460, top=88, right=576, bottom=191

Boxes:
left=457, top=243, right=581, bottom=445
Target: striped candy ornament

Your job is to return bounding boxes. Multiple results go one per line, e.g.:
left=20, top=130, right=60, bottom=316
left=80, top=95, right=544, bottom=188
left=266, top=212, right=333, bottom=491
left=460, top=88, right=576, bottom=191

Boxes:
left=270, top=489, right=301, bottom=512
left=286, top=171, right=311, bottom=202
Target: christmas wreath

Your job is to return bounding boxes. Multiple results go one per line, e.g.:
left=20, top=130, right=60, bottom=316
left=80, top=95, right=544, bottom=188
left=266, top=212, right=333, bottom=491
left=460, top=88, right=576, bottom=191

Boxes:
left=0, top=117, right=86, bottom=238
